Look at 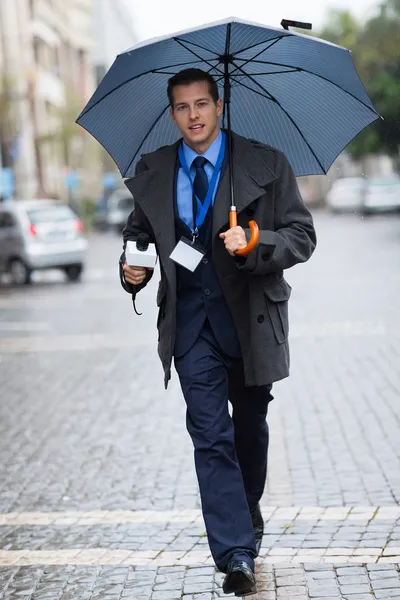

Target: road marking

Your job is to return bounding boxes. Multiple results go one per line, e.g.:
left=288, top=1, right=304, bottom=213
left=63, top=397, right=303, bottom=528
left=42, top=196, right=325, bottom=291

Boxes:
left=0, top=333, right=155, bottom=353
left=0, top=322, right=53, bottom=332
left=0, top=319, right=391, bottom=355
left=1, top=506, right=399, bottom=526
left=0, top=549, right=397, bottom=567
left=0, top=508, right=399, bottom=566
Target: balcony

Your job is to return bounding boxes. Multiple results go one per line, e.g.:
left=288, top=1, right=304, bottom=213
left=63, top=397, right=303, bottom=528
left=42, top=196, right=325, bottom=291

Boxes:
left=30, top=19, right=60, bottom=48
left=35, top=68, right=65, bottom=107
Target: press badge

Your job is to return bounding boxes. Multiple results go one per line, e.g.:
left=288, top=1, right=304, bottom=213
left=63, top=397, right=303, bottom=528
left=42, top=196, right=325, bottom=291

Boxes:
left=170, top=237, right=205, bottom=272
left=171, top=133, right=226, bottom=272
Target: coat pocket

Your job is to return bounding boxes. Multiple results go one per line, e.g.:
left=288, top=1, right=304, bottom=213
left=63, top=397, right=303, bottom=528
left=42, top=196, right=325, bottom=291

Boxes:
left=264, top=280, right=291, bottom=344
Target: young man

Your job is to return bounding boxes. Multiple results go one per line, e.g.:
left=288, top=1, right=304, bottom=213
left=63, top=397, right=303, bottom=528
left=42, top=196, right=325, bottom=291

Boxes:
left=121, top=69, right=316, bottom=596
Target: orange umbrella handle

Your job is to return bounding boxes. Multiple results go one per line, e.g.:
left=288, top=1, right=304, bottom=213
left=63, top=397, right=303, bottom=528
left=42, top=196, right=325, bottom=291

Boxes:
left=229, top=209, right=259, bottom=256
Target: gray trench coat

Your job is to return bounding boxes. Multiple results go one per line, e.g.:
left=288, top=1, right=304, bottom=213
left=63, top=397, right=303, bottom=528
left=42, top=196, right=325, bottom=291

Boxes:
left=121, top=132, right=316, bottom=389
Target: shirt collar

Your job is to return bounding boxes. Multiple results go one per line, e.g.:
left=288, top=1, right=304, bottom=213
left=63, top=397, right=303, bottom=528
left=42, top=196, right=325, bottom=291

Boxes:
left=182, top=130, right=223, bottom=170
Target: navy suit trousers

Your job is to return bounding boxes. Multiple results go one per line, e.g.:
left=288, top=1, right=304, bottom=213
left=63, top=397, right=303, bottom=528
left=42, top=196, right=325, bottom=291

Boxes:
left=174, top=320, right=273, bottom=573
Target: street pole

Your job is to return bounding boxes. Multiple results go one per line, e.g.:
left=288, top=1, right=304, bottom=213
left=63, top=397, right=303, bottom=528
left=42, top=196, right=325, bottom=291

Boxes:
left=26, top=71, right=45, bottom=197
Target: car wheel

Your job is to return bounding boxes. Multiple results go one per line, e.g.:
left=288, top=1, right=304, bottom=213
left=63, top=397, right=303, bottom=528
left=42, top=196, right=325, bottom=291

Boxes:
left=65, top=265, right=83, bottom=282
left=9, top=259, right=32, bottom=285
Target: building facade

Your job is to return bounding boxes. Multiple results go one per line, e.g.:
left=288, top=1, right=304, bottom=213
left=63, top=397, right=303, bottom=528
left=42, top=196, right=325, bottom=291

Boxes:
left=0, top=0, right=37, bottom=198
left=92, top=0, right=137, bottom=85
left=0, top=0, right=99, bottom=201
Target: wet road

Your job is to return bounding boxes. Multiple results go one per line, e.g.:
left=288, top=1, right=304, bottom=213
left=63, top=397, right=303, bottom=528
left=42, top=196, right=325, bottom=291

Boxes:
left=0, top=210, right=399, bottom=599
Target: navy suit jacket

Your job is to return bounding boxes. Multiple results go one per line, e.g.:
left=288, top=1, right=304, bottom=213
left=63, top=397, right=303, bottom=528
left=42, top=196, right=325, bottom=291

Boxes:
left=173, top=150, right=242, bottom=358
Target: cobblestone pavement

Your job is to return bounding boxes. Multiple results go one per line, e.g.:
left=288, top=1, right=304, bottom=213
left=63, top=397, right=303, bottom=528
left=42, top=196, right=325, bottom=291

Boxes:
left=0, top=211, right=399, bottom=598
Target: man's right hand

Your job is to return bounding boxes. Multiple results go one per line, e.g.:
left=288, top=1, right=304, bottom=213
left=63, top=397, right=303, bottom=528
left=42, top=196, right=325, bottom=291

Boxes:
left=122, top=264, right=147, bottom=286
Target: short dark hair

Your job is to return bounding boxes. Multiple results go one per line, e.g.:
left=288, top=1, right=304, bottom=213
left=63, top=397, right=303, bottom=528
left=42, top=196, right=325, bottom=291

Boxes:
left=167, top=68, right=219, bottom=107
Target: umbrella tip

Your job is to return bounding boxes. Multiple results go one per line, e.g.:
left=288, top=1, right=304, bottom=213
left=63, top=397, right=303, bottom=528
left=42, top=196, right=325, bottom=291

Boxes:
left=281, top=19, right=312, bottom=31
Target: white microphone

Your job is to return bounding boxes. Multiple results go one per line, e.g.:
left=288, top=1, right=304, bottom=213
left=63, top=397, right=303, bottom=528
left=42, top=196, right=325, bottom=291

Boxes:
left=125, top=233, right=158, bottom=268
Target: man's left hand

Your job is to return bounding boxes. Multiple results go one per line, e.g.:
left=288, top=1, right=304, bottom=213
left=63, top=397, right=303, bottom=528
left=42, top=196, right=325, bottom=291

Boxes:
left=219, top=226, right=247, bottom=256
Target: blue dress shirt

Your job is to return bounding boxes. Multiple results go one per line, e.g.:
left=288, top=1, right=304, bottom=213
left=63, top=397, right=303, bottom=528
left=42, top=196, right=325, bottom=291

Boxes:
left=177, top=130, right=223, bottom=231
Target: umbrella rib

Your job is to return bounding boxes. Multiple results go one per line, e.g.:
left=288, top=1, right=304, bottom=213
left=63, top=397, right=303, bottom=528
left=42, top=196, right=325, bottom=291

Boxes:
left=236, top=59, right=380, bottom=115
left=150, top=59, right=217, bottom=71
left=233, top=63, right=326, bottom=172
left=231, top=69, right=299, bottom=76
left=230, top=36, right=286, bottom=76
left=173, top=38, right=225, bottom=76
left=228, top=79, right=274, bottom=101
left=153, top=61, right=220, bottom=76
left=234, top=33, right=291, bottom=60
left=123, top=103, right=170, bottom=177
left=174, top=36, right=220, bottom=56
left=77, top=60, right=210, bottom=119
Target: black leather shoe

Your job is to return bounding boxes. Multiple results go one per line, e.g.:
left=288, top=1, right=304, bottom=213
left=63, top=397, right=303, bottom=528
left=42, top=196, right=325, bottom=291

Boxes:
left=223, top=560, right=257, bottom=597
left=250, top=503, right=264, bottom=557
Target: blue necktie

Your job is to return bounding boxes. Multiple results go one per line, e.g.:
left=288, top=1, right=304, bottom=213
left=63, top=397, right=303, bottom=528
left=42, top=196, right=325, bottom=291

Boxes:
left=193, top=156, right=209, bottom=204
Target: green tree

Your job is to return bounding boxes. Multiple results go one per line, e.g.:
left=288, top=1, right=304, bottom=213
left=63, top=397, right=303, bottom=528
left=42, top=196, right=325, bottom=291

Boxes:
left=319, top=10, right=360, bottom=50
left=38, top=90, right=88, bottom=169
left=318, top=1, right=400, bottom=159
left=385, top=0, right=400, bottom=18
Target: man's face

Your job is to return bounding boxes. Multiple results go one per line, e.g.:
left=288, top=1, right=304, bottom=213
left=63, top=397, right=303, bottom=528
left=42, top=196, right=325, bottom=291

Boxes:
left=170, top=81, right=223, bottom=151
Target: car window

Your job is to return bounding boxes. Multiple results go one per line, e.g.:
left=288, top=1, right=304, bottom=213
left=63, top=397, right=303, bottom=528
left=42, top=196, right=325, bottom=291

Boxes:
left=333, top=179, right=364, bottom=190
left=27, top=205, right=76, bottom=224
left=0, top=212, right=16, bottom=228
left=116, top=197, right=133, bottom=210
left=368, top=177, right=400, bottom=187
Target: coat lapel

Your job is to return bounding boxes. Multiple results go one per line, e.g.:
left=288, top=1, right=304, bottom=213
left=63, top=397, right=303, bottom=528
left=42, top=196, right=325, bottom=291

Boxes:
left=125, top=132, right=279, bottom=284
left=212, top=132, right=278, bottom=238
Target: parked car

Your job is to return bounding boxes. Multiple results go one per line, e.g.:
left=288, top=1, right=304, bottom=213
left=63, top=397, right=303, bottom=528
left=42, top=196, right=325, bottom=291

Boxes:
left=0, top=200, right=88, bottom=285
left=325, top=177, right=366, bottom=213
left=361, top=175, right=400, bottom=214
left=105, top=189, right=134, bottom=233
left=93, top=189, right=134, bottom=233
left=93, top=190, right=113, bottom=231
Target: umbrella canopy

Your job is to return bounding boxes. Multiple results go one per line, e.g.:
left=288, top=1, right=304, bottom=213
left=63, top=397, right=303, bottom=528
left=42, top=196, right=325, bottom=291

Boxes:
left=76, top=17, right=380, bottom=178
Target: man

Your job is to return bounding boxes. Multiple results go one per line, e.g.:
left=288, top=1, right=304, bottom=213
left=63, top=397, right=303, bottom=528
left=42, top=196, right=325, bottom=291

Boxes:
left=120, top=68, right=316, bottom=596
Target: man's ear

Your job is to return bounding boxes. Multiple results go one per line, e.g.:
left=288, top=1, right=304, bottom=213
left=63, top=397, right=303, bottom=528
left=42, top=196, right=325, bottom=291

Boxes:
left=169, top=106, right=175, bottom=122
left=216, top=98, right=223, bottom=117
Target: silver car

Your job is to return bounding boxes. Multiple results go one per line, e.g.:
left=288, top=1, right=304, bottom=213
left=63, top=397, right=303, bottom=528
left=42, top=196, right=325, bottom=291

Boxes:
left=0, top=200, right=88, bottom=284
left=362, top=175, right=400, bottom=214
left=105, top=189, right=134, bottom=233
left=326, top=177, right=366, bottom=213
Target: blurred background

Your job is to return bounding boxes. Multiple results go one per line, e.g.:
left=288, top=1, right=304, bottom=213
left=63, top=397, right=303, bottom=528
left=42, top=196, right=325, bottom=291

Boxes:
left=0, top=0, right=135, bottom=215
left=0, top=0, right=399, bottom=227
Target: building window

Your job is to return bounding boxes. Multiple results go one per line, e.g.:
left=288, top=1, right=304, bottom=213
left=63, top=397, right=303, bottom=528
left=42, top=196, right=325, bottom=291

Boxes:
left=53, top=47, right=61, bottom=77
left=77, top=49, right=86, bottom=98
left=33, top=37, right=40, bottom=64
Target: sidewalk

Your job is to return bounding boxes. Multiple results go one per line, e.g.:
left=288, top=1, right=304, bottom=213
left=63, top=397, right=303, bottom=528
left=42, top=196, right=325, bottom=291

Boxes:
left=0, top=212, right=399, bottom=599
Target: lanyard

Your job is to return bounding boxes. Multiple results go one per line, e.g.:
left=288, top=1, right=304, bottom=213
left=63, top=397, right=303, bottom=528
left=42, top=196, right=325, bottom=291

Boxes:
left=178, top=132, right=226, bottom=240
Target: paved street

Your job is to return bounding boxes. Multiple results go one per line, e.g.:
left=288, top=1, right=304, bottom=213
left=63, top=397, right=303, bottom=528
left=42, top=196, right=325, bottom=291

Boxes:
left=0, top=210, right=399, bottom=599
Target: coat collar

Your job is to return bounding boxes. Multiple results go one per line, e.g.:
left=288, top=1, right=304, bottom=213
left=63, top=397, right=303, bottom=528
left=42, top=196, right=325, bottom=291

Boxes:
left=124, top=132, right=278, bottom=274
left=126, top=131, right=277, bottom=224
left=182, top=129, right=223, bottom=169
